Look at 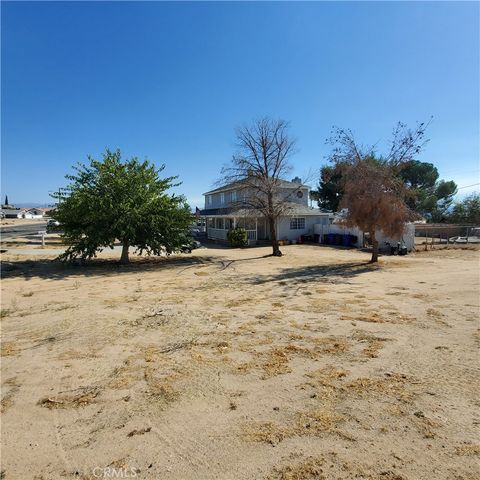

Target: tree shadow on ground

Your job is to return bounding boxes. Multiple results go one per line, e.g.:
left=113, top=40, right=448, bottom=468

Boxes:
left=1, top=255, right=218, bottom=281
left=1, top=246, right=279, bottom=282
left=249, top=261, right=381, bottom=286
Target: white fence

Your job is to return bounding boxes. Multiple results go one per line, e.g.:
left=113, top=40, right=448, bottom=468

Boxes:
left=207, top=228, right=257, bottom=244
left=313, top=223, right=415, bottom=251
left=207, top=228, right=228, bottom=241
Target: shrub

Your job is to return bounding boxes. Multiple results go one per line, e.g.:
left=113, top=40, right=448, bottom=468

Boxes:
left=227, top=228, right=248, bottom=247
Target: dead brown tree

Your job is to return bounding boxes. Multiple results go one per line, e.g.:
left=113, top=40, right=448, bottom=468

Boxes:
left=221, top=118, right=298, bottom=257
left=328, top=121, right=430, bottom=262
left=341, top=158, right=411, bottom=262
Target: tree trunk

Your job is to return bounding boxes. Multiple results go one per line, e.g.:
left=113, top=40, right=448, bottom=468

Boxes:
left=370, top=230, right=379, bottom=263
left=120, top=240, right=130, bottom=264
left=268, top=216, right=282, bottom=257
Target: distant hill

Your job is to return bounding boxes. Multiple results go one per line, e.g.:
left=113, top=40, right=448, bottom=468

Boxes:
left=12, top=202, right=54, bottom=208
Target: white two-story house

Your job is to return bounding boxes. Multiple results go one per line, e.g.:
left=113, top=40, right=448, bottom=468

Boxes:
left=200, top=178, right=333, bottom=244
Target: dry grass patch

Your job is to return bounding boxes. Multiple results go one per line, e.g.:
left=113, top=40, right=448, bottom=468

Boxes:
left=1, top=342, right=20, bottom=357
left=243, top=421, right=288, bottom=445
left=412, top=412, right=440, bottom=439
left=342, top=373, right=413, bottom=403
left=296, top=407, right=344, bottom=435
left=243, top=407, right=344, bottom=446
left=0, top=308, right=13, bottom=319
left=351, top=331, right=390, bottom=359
left=1, top=385, right=19, bottom=414
left=313, top=336, right=350, bottom=355
left=143, top=364, right=182, bottom=403
left=362, top=340, right=384, bottom=358
left=454, top=444, right=480, bottom=456
left=38, top=386, right=100, bottom=409
left=306, top=366, right=348, bottom=386
left=235, top=346, right=294, bottom=378
left=108, top=357, right=139, bottom=390
left=57, top=349, right=99, bottom=360
left=269, top=456, right=325, bottom=480
left=303, top=367, right=347, bottom=403
left=236, top=338, right=350, bottom=378
left=262, top=348, right=293, bottom=378
left=341, top=311, right=385, bottom=323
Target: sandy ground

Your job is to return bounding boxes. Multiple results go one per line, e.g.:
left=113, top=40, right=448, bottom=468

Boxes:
left=1, top=244, right=479, bottom=480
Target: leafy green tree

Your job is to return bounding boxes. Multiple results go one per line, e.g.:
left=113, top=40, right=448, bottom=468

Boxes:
left=51, top=149, right=192, bottom=264
left=310, top=164, right=345, bottom=211
left=400, top=161, right=457, bottom=221
left=447, top=193, right=480, bottom=224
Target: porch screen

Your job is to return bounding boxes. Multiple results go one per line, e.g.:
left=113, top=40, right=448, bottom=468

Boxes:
left=237, top=218, right=256, bottom=230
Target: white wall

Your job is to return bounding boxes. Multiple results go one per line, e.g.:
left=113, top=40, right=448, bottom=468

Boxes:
left=277, top=215, right=328, bottom=241
left=313, top=223, right=415, bottom=251
left=377, top=223, right=415, bottom=251
left=205, top=186, right=309, bottom=209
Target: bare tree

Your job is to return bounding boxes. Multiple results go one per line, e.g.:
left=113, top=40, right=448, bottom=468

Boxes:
left=328, top=121, right=429, bottom=262
left=221, top=117, right=298, bottom=257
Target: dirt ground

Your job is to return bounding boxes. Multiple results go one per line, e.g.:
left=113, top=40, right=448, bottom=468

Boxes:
left=1, top=244, right=479, bottom=480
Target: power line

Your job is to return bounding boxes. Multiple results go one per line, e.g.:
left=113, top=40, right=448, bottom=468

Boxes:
left=457, top=183, right=480, bottom=190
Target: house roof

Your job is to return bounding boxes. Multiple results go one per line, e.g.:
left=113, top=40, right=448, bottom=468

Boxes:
left=199, top=203, right=332, bottom=217
left=1, top=209, right=27, bottom=215
left=203, top=178, right=309, bottom=196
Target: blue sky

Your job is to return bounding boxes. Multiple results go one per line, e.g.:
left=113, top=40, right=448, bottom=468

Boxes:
left=2, top=1, right=479, bottom=208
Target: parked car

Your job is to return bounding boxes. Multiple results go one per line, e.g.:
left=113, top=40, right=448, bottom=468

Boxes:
left=180, top=239, right=201, bottom=253
left=46, top=219, right=61, bottom=232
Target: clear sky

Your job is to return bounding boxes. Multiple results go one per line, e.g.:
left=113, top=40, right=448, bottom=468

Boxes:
left=1, top=1, right=479, bottom=208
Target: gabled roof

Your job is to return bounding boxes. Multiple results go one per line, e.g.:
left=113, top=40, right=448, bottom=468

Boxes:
left=203, top=178, right=309, bottom=196
left=0, top=208, right=27, bottom=215
left=199, top=203, right=332, bottom=217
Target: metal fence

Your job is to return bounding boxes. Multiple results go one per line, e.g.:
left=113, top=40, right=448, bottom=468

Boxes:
left=413, top=224, right=480, bottom=249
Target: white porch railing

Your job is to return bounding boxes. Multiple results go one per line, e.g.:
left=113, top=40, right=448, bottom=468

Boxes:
left=208, top=228, right=228, bottom=240
left=208, top=228, right=258, bottom=244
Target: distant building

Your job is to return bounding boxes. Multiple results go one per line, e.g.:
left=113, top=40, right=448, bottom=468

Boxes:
left=0, top=208, right=45, bottom=219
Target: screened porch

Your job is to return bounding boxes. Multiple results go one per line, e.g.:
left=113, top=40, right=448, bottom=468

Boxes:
left=206, top=217, right=266, bottom=244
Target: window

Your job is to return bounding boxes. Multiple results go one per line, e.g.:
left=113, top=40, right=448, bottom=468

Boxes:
left=225, top=218, right=233, bottom=229
left=290, top=217, right=306, bottom=230
left=215, top=218, right=224, bottom=229
left=237, top=218, right=256, bottom=230
left=207, top=217, right=215, bottom=228
left=231, top=190, right=237, bottom=202
left=220, top=192, right=225, bottom=204
left=207, top=195, right=212, bottom=206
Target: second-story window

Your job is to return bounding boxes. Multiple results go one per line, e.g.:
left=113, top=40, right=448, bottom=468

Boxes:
left=208, top=195, right=212, bottom=206
left=220, top=192, right=225, bottom=204
left=231, top=190, right=237, bottom=202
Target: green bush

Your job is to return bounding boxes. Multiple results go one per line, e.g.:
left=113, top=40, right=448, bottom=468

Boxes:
left=227, top=228, right=248, bottom=247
